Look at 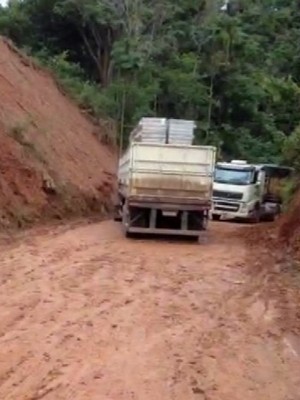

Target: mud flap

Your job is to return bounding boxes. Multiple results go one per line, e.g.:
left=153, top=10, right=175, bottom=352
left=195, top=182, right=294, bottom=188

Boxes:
left=198, top=230, right=209, bottom=244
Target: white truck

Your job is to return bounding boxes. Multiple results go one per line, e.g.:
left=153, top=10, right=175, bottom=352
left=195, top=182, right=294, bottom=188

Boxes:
left=211, top=160, right=293, bottom=222
left=116, top=142, right=216, bottom=238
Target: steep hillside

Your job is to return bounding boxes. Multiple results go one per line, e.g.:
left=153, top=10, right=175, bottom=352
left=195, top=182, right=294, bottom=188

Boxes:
left=0, top=38, right=116, bottom=228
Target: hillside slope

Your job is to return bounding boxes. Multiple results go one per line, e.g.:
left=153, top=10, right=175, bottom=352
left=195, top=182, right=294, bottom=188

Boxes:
left=0, top=38, right=116, bottom=228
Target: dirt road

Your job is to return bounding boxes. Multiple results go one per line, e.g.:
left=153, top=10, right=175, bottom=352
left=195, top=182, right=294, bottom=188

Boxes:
left=0, top=221, right=299, bottom=400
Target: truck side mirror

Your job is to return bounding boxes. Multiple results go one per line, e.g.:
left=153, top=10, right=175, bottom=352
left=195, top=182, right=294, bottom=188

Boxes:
left=253, top=171, right=259, bottom=184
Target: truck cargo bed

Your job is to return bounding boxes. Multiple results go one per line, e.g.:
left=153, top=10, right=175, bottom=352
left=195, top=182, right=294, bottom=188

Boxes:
left=118, top=143, right=216, bottom=205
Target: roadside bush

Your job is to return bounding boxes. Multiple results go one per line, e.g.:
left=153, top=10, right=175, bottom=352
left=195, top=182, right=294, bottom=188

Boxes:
left=281, top=125, right=300, bottom=206
left=281, top=178, right=300, bottom=208
left=283, top=125, right=300, bottom=174
left=33, top=49, right=117, bottom=144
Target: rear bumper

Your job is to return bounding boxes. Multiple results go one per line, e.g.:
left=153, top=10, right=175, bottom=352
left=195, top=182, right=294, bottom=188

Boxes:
left=127, top=226, right=201, bottom=237
left=127, top=196, right=211, bottom=211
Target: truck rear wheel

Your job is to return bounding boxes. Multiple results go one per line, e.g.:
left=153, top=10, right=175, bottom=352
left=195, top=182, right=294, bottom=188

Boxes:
left=202, top=215, right=208, bottom=230
left=263, top=213, right=275, bottom=222
left=124, top=229, right=134, bottom=238
left=113, top=206, right=122, bottom=221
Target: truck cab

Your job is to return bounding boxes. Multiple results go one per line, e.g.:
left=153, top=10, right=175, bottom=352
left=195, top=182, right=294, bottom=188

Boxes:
left=211, top=160, right=293, bottom=222
left=211, top=160, right=263, bottom=221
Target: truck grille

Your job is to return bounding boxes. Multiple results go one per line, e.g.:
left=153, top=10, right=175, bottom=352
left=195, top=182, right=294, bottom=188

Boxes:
left=214, top=201, right=240, bottom=212
left=213, top=190, right=243, bottom=200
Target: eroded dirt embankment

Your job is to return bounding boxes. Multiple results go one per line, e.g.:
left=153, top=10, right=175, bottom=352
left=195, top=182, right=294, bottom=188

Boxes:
left=279, top=191, right=300, bottom=258
left=0, top=221, right=299, bottom=400
left=240, top=199, right=300, bottom=338
left=0, top=38, right=116, bottom=228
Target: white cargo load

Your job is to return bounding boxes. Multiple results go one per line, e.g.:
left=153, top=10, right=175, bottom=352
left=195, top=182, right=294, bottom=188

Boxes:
left=129, top=117, right=196, bottom=145
left=118, top=142, right=216, bottom=204
left=167, top=119, right=196, bottom=145
left=130, top=117, right=167, bottom=143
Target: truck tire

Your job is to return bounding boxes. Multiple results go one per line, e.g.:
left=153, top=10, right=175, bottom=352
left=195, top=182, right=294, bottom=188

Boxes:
left=264, top=213, right=275, bottom=222
left=212, top=214, right=221, bottom=221
left=249, top=208, right=260, bottom=224
left=122, top=203, right=135, bottom=238
left=113, top=207, right=122, bottom=222
left=202, top=215, right=209, bottom=230
left=113, top=194, right=123, bottom=221
left=125, top=229, right=133, bottom=238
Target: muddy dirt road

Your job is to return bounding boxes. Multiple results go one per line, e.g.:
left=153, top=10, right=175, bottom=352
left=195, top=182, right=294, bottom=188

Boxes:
left=0, top=221, right=299, bottom=400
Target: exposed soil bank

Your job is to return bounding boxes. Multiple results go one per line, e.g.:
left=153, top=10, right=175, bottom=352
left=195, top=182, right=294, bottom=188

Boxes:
left=0, top=38, right=116, bottom=229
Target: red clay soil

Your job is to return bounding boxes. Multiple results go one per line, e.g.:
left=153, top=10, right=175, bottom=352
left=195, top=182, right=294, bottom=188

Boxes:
left=239, top=188, right=300, bottom=260
left=240, top=196, right=300, bottom=337
left=0, top=37, right=116, bottom=228
left=279, top=191, right=300, bottom=258
left=0, top=221, right=300, bottom=400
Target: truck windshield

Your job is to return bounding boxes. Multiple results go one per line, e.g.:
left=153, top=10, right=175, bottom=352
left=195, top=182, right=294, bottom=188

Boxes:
left=214, top=167, right=254, bottom=185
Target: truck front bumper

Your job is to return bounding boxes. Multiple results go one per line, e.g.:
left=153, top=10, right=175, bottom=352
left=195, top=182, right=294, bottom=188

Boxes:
left=211, top=200, right=253, bottom=219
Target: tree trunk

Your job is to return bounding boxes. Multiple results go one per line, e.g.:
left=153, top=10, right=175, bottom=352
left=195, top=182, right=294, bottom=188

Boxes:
left=99, top=46, right=113, bottom=88
left=79, top=27, right=114, bottom=87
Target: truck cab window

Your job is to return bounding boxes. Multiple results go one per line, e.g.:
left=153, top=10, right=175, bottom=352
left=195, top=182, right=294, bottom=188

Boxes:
left=214, top=167, right=254, bottom=185
left=252, top=171, right=259, bottom=184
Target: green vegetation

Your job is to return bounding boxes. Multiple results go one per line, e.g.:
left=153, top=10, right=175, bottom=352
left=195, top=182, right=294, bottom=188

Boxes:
left=7, top=118, right=46, bottom=163
left=1, top=0, right=300, bottom=167
left=281, top=178, right=300, bottom=207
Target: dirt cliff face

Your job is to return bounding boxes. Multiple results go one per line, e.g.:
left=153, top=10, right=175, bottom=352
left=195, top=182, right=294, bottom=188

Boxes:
left=0, top=38, right=116, bottom=228
left=279, top=192, right=300, bottom=258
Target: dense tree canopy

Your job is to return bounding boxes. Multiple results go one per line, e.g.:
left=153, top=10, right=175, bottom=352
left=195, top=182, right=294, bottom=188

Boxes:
left=1, top=0, right=300, bottom=165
